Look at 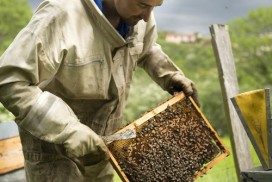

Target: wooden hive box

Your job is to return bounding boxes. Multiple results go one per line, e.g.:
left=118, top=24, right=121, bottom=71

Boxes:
left=107, top=92, right=230, bottom=182
left=0, top=121, right=24, bottom=175
left=0, top=136, right=24, bottom=174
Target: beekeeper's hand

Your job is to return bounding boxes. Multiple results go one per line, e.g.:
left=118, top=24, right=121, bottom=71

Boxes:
left=64, top=122, right=109, bottom=160
left=167, top=74, right=200, bottom=107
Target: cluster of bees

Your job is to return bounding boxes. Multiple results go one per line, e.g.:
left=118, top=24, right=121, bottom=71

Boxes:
left=108, top=98, right=227, bottom=182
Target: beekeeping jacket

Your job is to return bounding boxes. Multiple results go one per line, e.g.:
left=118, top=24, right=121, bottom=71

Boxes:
left=0, top=0, right=183, bottom=181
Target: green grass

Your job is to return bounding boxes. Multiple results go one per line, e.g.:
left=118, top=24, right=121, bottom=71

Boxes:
left=195, top=137, right=237, bottom=182
left=113, top=136, right=261, bottom=182
left=196, top=136, right=261, bottom=182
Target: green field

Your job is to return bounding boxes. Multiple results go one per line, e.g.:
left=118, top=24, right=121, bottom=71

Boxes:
left=113, top=136, right=261, bottom=182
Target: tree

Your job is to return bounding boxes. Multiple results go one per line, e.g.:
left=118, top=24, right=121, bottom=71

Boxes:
left=228, top=7, right=272, bottom=92
left=0, top=0, right=32, bottom=53
left=0, top=0, right=32, bottom=122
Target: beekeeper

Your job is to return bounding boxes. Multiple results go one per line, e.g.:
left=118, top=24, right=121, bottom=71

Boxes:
left=0, top=0, right=199, bottom=181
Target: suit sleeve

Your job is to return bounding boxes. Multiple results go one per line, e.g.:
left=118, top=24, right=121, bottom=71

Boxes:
left=137, top=13, right=185, bottom=91
left=0, top=2, right=84, bottom=145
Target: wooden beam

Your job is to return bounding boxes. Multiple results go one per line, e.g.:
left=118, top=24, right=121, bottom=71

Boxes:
left=209, top=24, right=253, bottom=180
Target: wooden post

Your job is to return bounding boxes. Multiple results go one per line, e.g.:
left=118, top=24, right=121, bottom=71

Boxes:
left=209, top=24, right=253, bottom=180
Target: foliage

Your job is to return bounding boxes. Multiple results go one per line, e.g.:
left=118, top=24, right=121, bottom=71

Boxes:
left=0, top=0, right=32, bottom=54
left=0, top=0, right=32, bottom=121
left=228, top=7, right=272, bottom=92
left=123, top=68, right=170, bottom=123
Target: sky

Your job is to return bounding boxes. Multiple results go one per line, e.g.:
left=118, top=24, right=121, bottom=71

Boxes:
left=28, top=0, right=272, bottom=36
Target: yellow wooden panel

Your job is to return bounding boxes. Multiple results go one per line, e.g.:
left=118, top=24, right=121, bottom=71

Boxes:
left=234, top=89, right=268, bottom=166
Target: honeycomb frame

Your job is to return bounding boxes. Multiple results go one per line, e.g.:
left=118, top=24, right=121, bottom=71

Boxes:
left=107, top=92, right=230, bottom=182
